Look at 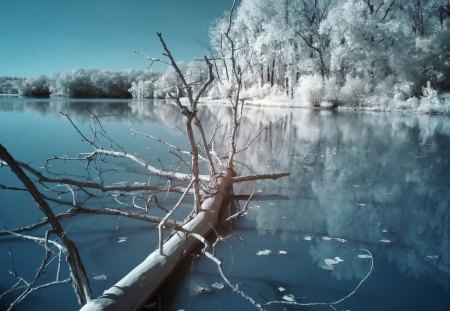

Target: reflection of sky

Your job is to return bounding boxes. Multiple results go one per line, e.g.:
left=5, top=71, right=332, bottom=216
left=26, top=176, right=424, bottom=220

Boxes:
left=1, top=99, right=450, bottom=310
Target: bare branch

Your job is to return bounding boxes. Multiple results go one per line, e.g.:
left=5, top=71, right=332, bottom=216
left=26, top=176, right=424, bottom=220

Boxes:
left=18, top=161, right=190, bottom=193
left=156, top=32, right=194, bottom=108
left=236, top=118, right=284, bottom=154
left=134, top=50, right=171, bottom=67
left=226, top=190, right=256, bottom=221
left=0, top=144, right=92, bottom=305
left=159, top=178, right=194, bottom=255
left=232, top=172, right=290, bottom=183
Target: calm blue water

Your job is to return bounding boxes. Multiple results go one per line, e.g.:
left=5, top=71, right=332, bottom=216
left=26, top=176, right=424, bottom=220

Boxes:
left=1, top=97, right=449, bottom=310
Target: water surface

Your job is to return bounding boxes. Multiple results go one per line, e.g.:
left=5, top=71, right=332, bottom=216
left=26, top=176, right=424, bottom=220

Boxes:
left=0, top=97, right=449, bottom=310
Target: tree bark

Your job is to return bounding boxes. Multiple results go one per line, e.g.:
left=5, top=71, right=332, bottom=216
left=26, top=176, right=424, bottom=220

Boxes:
left=79, top=169, right=233, bottom=311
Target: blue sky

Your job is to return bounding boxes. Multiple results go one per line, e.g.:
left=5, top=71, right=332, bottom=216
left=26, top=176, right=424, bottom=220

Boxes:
left=0, top=0, right=235, bottom=77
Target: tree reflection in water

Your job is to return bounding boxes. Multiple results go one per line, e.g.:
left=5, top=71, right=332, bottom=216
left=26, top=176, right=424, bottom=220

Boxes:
left=1, top=98, right=449, bottom=309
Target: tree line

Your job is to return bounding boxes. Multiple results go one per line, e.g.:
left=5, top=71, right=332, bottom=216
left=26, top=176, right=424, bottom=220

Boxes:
left=1, top=0, right=449, bottom=109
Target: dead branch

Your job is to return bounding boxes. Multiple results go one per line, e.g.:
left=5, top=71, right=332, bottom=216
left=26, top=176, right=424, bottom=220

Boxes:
left=79, top=169, right=233, bottom=311
left=58, top=112, right=197, bottom=182
left=0, top=143, right=92, bottom=305
left=232, top=172, right=290, bottom=183
left=224, top=0, right=244, bottom=168
left=159, top=178, right=194, bottom=255
left=18, top=161, right=190, bottom=193
left=134, top=50, right=171, bottom=67
left=93, top=148, right=206, bottom=181
left=196, top=236, right=374, bottom=311
left=226, top=190, right=256, bottom=221
left=262, top=249, right=374, bottom=309
left=128, top=126, right=196, bottom=160
left=155, top=32, right=216, bottom=213
left=236, top=118, right=285, bottom=154
left=0, top=204, right=183, bottom=238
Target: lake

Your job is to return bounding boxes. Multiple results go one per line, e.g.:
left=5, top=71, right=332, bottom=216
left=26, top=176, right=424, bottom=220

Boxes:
left=1, top=97, right=449, bottom=310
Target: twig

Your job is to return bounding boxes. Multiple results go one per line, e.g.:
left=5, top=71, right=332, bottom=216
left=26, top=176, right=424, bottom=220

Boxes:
left=226, top=190, right=256, bottom=221
left=159, top=179, right=195, bottom=255
left=236, top=118, right=284, bottom=154
left=262, top=249, right=374, bottom=308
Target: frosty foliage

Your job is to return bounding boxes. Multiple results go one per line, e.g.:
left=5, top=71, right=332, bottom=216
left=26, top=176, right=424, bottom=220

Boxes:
left=295, top=74, right=323, bottom=107
left=17, top=75, right=51, bottom=97
left=3, top=0, right=449, bottom=111
left=49, top=69, right=163, bottom=98
left=207, top=0, right=450, bottom=112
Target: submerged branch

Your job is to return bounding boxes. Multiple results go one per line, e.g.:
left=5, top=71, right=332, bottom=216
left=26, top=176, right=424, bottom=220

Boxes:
left=0, top=143, right=92, bottom=305
left=232, top=172, right=290, bottom=183
left=18, top=161, right=190, bottom=193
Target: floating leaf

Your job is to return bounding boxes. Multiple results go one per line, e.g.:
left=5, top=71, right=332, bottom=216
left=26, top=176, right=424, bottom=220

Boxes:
left=321, top=264, right=334, bottom=270
left=334, top=238, right=347, bottom=243
left=256, top=249, right=271, bottom=256
left=358, top=254, right=372, bottom=259
left=278, top=287, right=286, bottom=292
left=426, top=255, right=439, bottom=259
left=282, top=294, right=296, bottom=302
left=324, top=258, right=342, bottom=266
left=304, top=235, right=312, bottom=241
left=380, top=239, right=391, bottom=243
left=278, top=250, right=287, bottom=255
left=93, top=274, right=107, bottom=281
left=117, top=236, right=128, bottom=243
left=322, top=236, right=347, bottom=243
left=211, top=282, right=224, bottom=290
left=324, top=258, right=336, bottom=265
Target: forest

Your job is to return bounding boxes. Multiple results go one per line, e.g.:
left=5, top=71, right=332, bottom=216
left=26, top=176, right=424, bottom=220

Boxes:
left=1, top=0, right=449, bottom=112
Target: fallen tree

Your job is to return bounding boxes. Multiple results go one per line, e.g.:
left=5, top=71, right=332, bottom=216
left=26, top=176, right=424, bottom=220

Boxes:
left=0, top=3, right=290, bottom=309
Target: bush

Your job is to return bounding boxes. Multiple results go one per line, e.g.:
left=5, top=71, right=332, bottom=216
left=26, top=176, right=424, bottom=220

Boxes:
left=295, top=74, right=324, bottom=107
left=339, top=76, right=367, bottom=107
left=17, top=76, right=51, bottom=97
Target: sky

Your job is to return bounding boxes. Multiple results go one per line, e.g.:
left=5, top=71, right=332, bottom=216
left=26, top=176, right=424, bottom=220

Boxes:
left=0, top=0, right=236, bottom=77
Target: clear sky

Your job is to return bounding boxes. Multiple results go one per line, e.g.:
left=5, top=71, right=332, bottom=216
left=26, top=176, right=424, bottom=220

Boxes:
left=0, top=0, right=235, bottom=77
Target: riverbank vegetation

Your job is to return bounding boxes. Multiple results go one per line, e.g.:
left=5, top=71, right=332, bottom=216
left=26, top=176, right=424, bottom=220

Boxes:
left=2, top=0, right=449, bottom=112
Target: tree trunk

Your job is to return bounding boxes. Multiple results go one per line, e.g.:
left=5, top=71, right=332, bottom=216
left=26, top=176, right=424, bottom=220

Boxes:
left=270, top=59, right=275, bottom=87
left=80, top=169, right=233, bottom=311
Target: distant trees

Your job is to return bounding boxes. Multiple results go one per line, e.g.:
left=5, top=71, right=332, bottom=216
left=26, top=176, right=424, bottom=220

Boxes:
left=50, top=69, right=147, bottom=98
left=208, top=0, right=450, bottom=107
left=2, top=0, right=449, bottom=107
left=17, top=76, right=51, bottom=97
left=0, top=77, right=22, bottom=94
